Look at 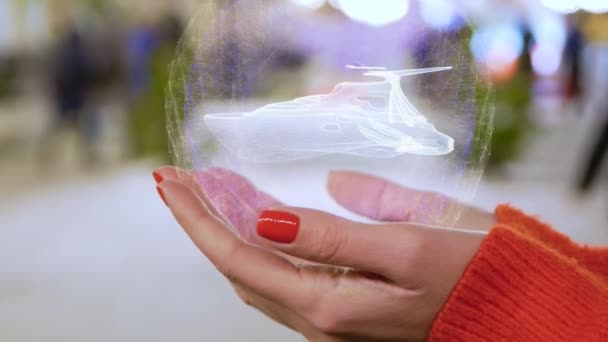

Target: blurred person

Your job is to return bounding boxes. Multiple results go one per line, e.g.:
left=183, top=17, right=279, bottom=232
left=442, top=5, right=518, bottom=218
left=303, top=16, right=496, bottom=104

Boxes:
left=39, top=25, right=90, bottom=163
left=51, top=25, right=88, bottom=130
left=152, top=166, right=608, bottom=341
left=576, top=14, right=608, bottom=194
left=564, top=22, right=584, bottom=104
left=126, top=20, right=158, bottom=100
left=84, top=9, right=128, bottom=159
left=578, top=103, right=608, bottom=193
left=40, top=22, right=107, bottom=167
left=125, top=12, right=181, bottom=100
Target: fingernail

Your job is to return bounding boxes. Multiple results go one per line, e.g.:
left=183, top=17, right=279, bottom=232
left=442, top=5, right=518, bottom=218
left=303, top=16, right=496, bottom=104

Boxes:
left=156, top=186, right=168, bottom=206
left=257, top=210, right=300, bottom=244
left=152, top=170, right=163, bottom=184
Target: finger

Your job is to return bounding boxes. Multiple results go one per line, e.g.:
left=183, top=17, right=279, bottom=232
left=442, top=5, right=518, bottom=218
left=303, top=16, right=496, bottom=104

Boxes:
left=257, top=206, right=414, bottom=276
left=154, top=166, right=273, bottom=239
left=155, top=166, right=201, bottom=196
left=159, top=180, right=309, bottom=311
left=204, top=168, right=279, bottom=210
left=256, top=207, right=486, bottom=283
left=155, top=166, right=281, bottom=239
left=327, top=170, right=494, bottom=230
left=198, top=170, right=317, bottom=266
left=196, top=168, right=280, bottom=240
left=326, top=170, right=448, bottom=223
left=158, top=167, right=313, bottom=265
left=154, top=166, right=228, bottom=225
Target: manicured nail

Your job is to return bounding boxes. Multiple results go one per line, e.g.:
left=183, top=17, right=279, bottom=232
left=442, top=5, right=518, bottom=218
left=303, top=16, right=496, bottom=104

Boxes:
left=257, top=210, right=300, bottom=243
left=152, top=170, right=163, bottom=184
left=156, top=186, right=168, bottom=206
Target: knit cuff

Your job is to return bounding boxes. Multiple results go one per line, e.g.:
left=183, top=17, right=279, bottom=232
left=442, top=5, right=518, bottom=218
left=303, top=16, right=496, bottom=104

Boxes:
left=496, top=204, right=608, bottom=281
left=429, top=226, right=608, bottom=342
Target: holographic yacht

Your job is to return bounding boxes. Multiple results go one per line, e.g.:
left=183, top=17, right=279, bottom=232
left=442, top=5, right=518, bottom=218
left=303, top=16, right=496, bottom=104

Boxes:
left=204, top=65, right=455, bottom=163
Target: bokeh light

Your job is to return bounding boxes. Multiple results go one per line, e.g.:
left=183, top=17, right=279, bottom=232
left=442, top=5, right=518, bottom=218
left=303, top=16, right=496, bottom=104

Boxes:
left=333, top=0, right=410, bottom=26
left=419, top=0, right=459, bottom=30
left=470, top=22, right=524, bottom=73
left=529, top=11, right=567, bottom=76
left=531, top=43, right=563, bottom=76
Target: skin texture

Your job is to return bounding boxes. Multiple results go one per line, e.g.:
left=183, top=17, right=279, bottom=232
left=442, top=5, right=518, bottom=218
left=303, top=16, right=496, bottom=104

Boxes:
left=155, top=166, right=494, bottom=341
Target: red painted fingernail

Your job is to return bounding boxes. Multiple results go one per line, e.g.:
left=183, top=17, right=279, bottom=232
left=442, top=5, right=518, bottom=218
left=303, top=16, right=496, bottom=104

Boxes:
left=156, top=186, right=168, bottom=206
left=152, top=170, right=163, bottom=184
left=257, top=210, right=300, bottom=244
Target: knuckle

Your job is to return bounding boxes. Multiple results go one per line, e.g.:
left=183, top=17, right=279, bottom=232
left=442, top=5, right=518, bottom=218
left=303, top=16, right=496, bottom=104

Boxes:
left=315, top=221, right=347, bottom=262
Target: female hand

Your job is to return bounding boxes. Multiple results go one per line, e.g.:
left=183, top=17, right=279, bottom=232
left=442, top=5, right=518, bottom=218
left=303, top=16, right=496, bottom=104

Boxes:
left=154, top=167, right=494, bottom=341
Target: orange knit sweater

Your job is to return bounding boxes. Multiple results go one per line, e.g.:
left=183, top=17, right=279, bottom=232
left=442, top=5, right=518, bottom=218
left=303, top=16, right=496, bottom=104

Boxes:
left=429, top=205, right=608, bottom=341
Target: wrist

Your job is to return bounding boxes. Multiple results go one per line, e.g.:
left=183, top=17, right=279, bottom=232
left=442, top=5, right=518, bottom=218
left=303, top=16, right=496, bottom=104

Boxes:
left=430, top=225, right=608, bottom=341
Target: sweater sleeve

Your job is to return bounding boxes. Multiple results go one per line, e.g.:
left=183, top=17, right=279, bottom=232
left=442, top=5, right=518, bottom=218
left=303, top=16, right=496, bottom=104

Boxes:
left=495, top=205, right=608, bottom=281
left=429, top=205, right=608, bottom=341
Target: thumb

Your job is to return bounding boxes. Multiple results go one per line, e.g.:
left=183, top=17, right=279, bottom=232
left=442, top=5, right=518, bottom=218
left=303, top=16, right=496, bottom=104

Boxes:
left=327, top=170, right=495, bottom=230
left=255, top=207, right=486, bottom=285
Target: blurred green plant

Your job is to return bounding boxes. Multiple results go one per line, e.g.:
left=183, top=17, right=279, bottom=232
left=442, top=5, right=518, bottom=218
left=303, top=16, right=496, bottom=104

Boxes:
left=129, top=45, right=174, bottom=162
left=489, top=71, right=533, bottom=167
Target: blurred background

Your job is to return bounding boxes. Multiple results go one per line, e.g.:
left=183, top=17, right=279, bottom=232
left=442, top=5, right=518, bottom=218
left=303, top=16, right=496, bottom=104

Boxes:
left=1, top=0, right=607, bottom=341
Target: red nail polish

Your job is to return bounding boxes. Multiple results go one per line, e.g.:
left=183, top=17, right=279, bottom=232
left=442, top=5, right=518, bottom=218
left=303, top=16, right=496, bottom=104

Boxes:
left=257, top=210, right=300, bottom=243
left=153, top=170, right=164, bottom=184
left=156, top=186, right=168, bottom=206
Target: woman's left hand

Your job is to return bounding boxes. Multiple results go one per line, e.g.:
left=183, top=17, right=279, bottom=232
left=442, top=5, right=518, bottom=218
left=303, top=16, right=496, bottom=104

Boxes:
left=154, top=167, right=492, bottom=341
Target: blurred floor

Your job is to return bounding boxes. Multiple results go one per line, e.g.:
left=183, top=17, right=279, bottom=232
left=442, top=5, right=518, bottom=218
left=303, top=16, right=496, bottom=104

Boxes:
left=0, top=164, right=302, bottom=342
left=1, top=100, right=607, bottom=341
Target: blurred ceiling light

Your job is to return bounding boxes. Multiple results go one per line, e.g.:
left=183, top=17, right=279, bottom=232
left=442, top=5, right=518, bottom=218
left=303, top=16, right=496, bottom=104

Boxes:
left=531, top=43, right=562, bottom=76
left=334, top=0, right=409, bottom=26
left=529, top=11, right=567, bottom=48
left=419, top=0, right=458, bottom=30
left=470, top=23, right=524, bottom=73
left=290, top=0, right=327, bottom=10
left=540, top=0, right=608, bottom=13
left=528, top=11, right=566, bottom=77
